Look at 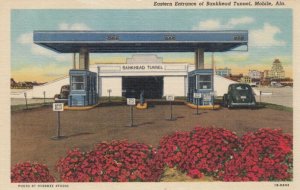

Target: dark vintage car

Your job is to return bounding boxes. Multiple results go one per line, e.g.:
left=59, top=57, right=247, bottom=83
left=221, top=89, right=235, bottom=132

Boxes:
left=223, top=83, right=256, bottom=108
left=54, top=85, right=70, bottom=104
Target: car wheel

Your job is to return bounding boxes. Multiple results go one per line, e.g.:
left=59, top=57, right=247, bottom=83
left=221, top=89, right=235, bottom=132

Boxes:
left=223, top=95, right=228, bottom=107
left=227, top=99, right=233, bottom=109
left=223, top=100, right=227, bottom=107
left=251, top=101, right=257, bottom=110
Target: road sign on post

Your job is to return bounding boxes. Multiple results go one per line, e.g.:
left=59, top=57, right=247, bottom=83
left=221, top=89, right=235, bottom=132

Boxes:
left=127, top=98, right=136, bottom=127
left=53, top=103, right=64, bottom=111
left=127, top=98, right=136, bottom=106
left=51, top=103, right=66, bottom=140
left=193, top=93, right=202, bottom=115
left=166, top=95, right=176, bottom=121
left=166, top=95, right=175, bottom=101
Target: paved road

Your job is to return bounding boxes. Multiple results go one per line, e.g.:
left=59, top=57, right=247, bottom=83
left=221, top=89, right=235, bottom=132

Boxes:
left=254, top=86, right=293, bottom=108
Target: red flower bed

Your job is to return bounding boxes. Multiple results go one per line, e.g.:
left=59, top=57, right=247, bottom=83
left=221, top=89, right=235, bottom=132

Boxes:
left=220, top=128, right=293, bottom=181
left=56, top=141, right=164, bottom=182
left=157, top=127, right=239, bottom=179
left=11, top=162, right=55, bottom=183
left=12, top=127, right=293, bottom=182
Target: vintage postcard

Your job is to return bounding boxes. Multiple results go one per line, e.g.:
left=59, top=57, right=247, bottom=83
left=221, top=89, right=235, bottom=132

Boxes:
left=0, top=0, right=299, bottom=189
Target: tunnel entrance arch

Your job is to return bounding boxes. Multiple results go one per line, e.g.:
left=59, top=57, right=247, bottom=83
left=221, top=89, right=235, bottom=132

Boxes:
left=122, top=76, right=163, bottom=99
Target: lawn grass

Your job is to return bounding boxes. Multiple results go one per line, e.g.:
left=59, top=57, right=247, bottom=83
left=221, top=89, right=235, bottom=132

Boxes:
left=12, top=97, right=292, bottom=113
left=258, top=102, right=293, bottom=112
left=11, top=102, right=53, bottom=112
left=99, top=96, right=126, bottom=102
left=214, top=97, right=292, bottom=112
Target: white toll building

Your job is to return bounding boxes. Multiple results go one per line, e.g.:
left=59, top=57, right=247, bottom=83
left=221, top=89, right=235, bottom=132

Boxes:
left=12, top=30, right=251, bottom=107
left=91, top=55, right=194, bottom=98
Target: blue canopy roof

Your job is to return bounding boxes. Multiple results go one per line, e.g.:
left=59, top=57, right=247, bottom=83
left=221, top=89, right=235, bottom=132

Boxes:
left=33, top=31, right=248, bottom=53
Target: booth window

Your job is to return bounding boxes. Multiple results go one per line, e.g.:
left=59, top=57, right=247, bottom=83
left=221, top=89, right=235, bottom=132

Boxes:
left=71, top=76, right=84, bottom=90
left=198, top=75, right=212, bottom=90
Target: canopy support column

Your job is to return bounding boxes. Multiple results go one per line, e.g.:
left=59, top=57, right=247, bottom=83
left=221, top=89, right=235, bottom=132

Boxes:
left=195, top=49, right=204, bottom=70
left=79, top=48, right=89, bottom=70
left=73, top=53, right=76, bottom=69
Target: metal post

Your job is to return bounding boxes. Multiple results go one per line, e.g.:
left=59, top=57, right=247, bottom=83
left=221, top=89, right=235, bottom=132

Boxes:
left=212, top=52, right=215, bottom=106
left=57, top=112, right=61, bottom=137
left=24, top=92, right=28, bottom=110
left=196, top=98, right=199, bottom=115
left=170, top=101, right=173, bottom=120
left=43, top=91, right=46, bottom=105
left=130, top=105, right=133, bottom=127
left=108, top=89, right=112, bottom=102
left=51, top=103, right=67, bottom=140
left=260, top=90, right=262, bottom=105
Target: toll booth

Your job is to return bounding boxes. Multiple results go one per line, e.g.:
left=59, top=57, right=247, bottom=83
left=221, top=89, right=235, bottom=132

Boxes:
left=68, top=70, right=98, bottom=107
left=187, top=69, right=214, bottom=105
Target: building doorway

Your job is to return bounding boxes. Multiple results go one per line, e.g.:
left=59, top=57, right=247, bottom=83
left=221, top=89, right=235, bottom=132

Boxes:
left=122, top=76, right=163, bottom=99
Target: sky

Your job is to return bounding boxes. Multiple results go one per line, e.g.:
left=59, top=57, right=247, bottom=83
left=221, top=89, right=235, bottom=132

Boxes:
left=11, top=9, right=292, bottom=82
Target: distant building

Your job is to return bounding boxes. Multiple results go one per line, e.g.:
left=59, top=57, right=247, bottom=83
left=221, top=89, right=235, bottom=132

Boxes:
left=263, top=70, right=270, bottom=79
left=248, top=70, right=262, bottom=79
left=240, top=76, right=252, bottom=84
left=215, top=67, right=231, bottom=77
left=270, top=59, right=285, bottom=79
left=226, top=74, right=243, bottom=82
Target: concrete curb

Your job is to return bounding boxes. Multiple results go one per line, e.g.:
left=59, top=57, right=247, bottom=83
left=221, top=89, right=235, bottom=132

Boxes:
left=185, top=102, right=221, bottom=110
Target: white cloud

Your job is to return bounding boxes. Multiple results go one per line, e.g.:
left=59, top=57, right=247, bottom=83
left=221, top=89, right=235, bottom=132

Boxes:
left=193, top=19, right=222, bottom=30
left=195, top=19, right=222, bottom=30
left=193, top=17, right=254, bottom=30
left=250, top=23, right=286, bottom=47
left=193, top=18, right=285, bottom=49
left=17, top=33, right=32, bottom=44
left=227, top=17, right=254, bottom=27
left=59, top=22, right=91, bottom=30
left=17, top=22, right=92, bottom=63
left=17, top=23, right=91, bottom=62
left=17, top=32, right=71, bottom=62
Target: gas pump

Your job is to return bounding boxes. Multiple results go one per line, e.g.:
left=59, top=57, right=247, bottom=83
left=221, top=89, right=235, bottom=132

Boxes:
left=187, top=69, right=214, bottom=105
left=68, top=70, right=98, bottom=107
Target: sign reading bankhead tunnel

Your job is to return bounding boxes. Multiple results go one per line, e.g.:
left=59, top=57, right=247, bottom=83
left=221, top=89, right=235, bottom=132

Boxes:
left=121, top=64, right=164, bottom=71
